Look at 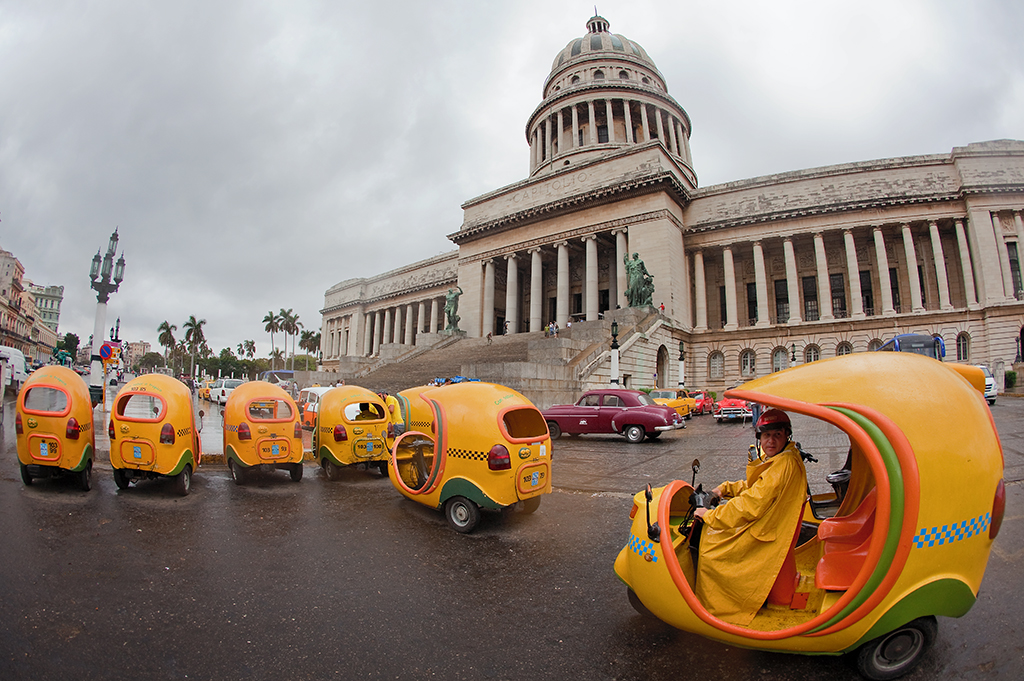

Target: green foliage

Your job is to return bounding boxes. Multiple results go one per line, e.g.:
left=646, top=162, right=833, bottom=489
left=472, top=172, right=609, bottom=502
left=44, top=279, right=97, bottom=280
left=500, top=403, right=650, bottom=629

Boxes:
left=57, top=332, right=80, bottom=356
left=639, top=387, right=653, bottom=394
left=1006, top=371, right=1017, bottom=390
left=138, top=352, right=164, bottom=370
left=710, top=391, right=717, bottom=401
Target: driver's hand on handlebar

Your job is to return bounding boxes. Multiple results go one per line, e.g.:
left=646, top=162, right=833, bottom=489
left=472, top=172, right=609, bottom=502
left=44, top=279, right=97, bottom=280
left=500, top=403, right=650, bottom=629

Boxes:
left=694, top=507, right=707, bottom=519
left=709, top=487, right=723, bottom=504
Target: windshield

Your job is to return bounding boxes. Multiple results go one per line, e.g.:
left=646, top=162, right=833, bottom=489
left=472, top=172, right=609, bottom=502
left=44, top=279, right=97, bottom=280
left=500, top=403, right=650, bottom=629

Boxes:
left=636, top=394, right=656, bottom=406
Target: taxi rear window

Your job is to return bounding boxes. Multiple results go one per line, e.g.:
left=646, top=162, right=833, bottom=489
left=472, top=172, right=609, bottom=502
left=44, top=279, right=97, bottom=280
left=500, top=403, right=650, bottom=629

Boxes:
left=344, top=402, right=386, bottom=421
left=502, top=406, right=548, bottom=439
left=23, top=386, right=70, bottom=415
left=116, top=393, right=167, bottom=421
left=247, top=399, right=294, bottom=421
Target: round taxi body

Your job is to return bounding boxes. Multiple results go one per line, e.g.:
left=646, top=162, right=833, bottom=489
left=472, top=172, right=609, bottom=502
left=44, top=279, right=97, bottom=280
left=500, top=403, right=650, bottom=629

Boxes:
left=223, top=381, right=303, bottom=471
left=17, top=366, right=96, bottom=478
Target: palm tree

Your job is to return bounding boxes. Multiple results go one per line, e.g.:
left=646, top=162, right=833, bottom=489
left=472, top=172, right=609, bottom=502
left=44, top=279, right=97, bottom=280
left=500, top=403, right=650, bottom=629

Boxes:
left=236, top=343, right=244, bottom=357
left=263, top=311, right=281, bottom=369
left=183, top=315, right=207, bottom=379
left=243, top=339, right=256, bottom=359
left=300, top=329, right=322, bottom=363
left=279, top=308, right=302, bottom=371
left=270, top=348, right=284, bottom=368
left=157, top=321, right=177, bottom=367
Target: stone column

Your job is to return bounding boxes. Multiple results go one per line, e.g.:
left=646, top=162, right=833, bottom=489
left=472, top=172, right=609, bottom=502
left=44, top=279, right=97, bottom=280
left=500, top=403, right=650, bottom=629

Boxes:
left=417, top=301, right=426, bottom=333
left=667, top=114, right=678, bottom=155
left=954, top=219, right=978, bottom=308
left=992, top=213, right=1015, bottom=299
left=505, top=253, right=519, bottom=334
left=587, top=101, right=597, bottom=145
left=615, top=229, right=628, bottom=309
left=349, top=312, right=363, bottom=356
left=655, top=107, right=665, bottom=144
left=404, top=304, right=414, bottom=344
left=571, top=105, right=579, bottom=149
left=843, top=230, right=865, bottom=319
left=584, top=235, right=598, bottom=321
left=623, top=100, right=633, bottom=143
left=544, top=116, right=552, bottom=164
left=373, top=310, right=383, bottom=355
left=928, top=221, right=953, bottom=310
left=392, top=306, right=402, bottom=344
left=752, top=241, right=770, bottom=327
left=783, top=237, right=802, bottom=324
left=530, top=248, right=543, bottom=332
left=379, top=309, right=390, bottom=347
left=556, top=108, right=564, bottom=155
left=874, top=227, right=896, bottom=316
left=430, top=298, right=439, bottom=333
left=604, top=100, right=614, bottom=142
left=530, top=130, right=538, bottom=172
left=556, top=241, right=569, bottom=327
left=483, top=259, right=495, bottom=337
left=694, top=250, right=708, bottom=331
left=681, top=124, right=693, bottom=166
left=901, top=223, right=924, bottom=312
left=722, top=247, right=738, bottom=330
left=639, top=104, right=649, bottom=142
left=363, top=313, right=372, bottom=356
left=813, top=233, right=834, bottom=320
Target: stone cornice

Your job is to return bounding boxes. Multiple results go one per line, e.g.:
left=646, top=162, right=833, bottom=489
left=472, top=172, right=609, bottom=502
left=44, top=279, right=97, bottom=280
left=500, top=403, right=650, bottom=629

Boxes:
left=450, top=171, right=691, bottom=245
left=321, top=273, right=459, bottom=316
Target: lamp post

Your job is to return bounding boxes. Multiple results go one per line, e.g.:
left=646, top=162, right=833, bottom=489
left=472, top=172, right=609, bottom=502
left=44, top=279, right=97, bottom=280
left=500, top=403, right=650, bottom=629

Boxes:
left=609, top=320, right=620, bottom=386
left=88, top=229, right=125, bottom=403
left=791, top=343, right=797, bottom=366
left=677, top=340, right=685, bottom=388
left=1016, top=336, right=1021, bottom=364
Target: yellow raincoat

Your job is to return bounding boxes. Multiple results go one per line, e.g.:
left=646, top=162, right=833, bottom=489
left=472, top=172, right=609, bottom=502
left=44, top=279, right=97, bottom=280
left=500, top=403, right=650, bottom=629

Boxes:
left=696, top=441, right=807, bottom=625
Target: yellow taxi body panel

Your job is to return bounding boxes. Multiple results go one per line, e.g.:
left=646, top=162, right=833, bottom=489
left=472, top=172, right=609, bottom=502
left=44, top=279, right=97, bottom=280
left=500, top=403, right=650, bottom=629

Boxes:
left=313, top=385, right=391, bottom=467
left=109, top=374, right=200, bottom=476
left=17, top=366, right=95, bottom=471
left=651, top=390, right=695, bottom=417
left=222, top=381, right=303, bottom=468
left=615, top=352, right=1003, bottom=654
left=388, top=382, right=552, bottom=511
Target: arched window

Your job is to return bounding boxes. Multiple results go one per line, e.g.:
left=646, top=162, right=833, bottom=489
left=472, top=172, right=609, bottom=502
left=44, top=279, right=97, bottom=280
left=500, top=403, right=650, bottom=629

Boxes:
left=837, top=342, right=853, bottom=356
left=618, top=70, right=629, bottom=79
left=868, top=339, right=883, bottom=352
left=805, top=345, right=820, bottom=363
left=593, top=70, right=605, bottom=80
left=772, top=348, right=789, bottom=373
left=740, top=350, right=756, bottom=377
left=957, top=332, right=970, bottom=361
left=571, top=75, right=580, bottom=85
left=709, top=351, right=724, bottom=380
left=641, top=76, right=650, bottom=84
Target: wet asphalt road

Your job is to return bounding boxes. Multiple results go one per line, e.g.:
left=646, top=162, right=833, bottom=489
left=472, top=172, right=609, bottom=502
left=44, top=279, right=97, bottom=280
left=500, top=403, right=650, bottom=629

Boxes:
left=0, top=394, right=1021, bottom=680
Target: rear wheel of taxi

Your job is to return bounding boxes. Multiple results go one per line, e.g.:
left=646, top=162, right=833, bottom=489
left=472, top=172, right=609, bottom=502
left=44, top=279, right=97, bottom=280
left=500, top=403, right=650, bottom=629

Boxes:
left=376, top=461, right=388, bottom=477
left=546, top=420, right=561, bottom=440
left=229, top=459, right=246, bottom=485
left=855, top=616, right=936, bottom=680
left=289, top=463, right=303, bottom=482
left=79, top=461, right=92, bottom=492
left=20, top=464, right=33, bottom=486
left=520, top=496, right=541, bottom=514
left=445, top=496, right=481, bottom=533
left=113, top=468, right=131, bottom=490
left=174, top=465, right=192, bottom=497
left=322, top=459, right=341, bottom=481
left=624, top=425, right=645, bottom=443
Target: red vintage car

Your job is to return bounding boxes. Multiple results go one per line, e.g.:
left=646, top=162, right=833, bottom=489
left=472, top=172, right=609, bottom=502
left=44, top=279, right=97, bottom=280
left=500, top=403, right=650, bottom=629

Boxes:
left=688, top=390, right=714, bottom=415
left=713, top=395, right=753, bottom=423
left=542, top=389, right=685, bottom=443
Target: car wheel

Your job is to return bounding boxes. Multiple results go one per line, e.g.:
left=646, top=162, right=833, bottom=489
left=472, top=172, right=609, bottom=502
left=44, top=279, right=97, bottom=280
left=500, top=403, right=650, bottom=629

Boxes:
left=323, top=458, right=340, bottom=481
left=646, top=432, right=661, bottom=440
left=855, top=616, right=936, bottom=681
left=113, top=468, right=131, bottom=490
left=445, top=496, right=481, bottom=533
left=988, top=398, right=996, bottom=406
left=624, top=425, right=645, bottom=443
left=289, top=462, right=303, bottom=482
left=376, top=461, right=389, bottom=477
left=685, top=411, right=692, bottom=420
left=519, top=496, right=541, bottom=514
left=229, top=459, right=245, bottom=485
left=546, top=420, right=561, bottom=440
left=20, top=464, right=32, bottom=486
left=174, top=465, right=192, bottom=497
left=627, top=588, right=655, bottom=618
left=79, top=460, right=92, bottom=492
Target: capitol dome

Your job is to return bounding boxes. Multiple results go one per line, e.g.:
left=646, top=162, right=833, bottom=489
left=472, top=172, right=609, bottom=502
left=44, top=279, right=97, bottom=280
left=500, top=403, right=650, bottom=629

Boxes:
left=549, top=15, right=660, bottom=83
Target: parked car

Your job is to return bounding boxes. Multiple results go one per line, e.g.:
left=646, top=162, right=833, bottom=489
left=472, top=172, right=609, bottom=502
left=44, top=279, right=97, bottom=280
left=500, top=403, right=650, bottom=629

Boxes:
left=649, top=389, right=695, bottom=419
left=222, top=381, right=304, bottom=484
left=542, top=389, right=684, bottom=443
left=713, top=395, right=753, bottom=423
left=977, top=365, right=997, bottom=405
left=297, top=386, right=333, bottom=430
left=198, top=380, right=214, bottom=400
left=688, top=390, right=714, bottom=415
left=210, top=378, right=245, bottom=405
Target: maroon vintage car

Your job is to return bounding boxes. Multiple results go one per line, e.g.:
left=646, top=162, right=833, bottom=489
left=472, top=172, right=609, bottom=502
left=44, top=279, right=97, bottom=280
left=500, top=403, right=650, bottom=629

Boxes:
left=541, top=389, right=685, bottom=443
left=687, top=390, right=714, bottom=415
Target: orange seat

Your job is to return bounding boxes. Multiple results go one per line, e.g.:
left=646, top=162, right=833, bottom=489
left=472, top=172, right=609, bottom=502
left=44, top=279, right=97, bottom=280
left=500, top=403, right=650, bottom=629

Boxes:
left=815, top=488, right=877, bottom=591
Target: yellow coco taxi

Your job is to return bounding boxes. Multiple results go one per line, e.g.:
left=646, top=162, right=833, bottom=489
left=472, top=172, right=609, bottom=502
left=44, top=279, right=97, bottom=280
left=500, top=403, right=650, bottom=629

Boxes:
left=650, top=389, right=696, bottom=419
left=312, top=385, right=393, bottom=479
left=388, top=381, right=552, bottom=533
left=614, top=352, right=1005, bottom=680
left=109, top=374, right=203, bottom=496
left=16, top=365, right=96, bottom=491
left=222, top=381, right=304, bottom=484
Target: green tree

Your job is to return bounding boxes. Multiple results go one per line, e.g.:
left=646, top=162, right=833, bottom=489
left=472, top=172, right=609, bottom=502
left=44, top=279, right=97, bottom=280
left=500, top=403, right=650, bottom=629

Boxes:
left=57, top=332, right=81, bottom=357
left=243, top=339, right=256, bottom=359
left=183, top=315, right=207, bottom=379
left=157, top=321, right=177, bottom=367
left=138, top=352, right=164, bottom=371
left=299, top=329, right=321, bottom=363
left=263, top=311, right=281, bottom=369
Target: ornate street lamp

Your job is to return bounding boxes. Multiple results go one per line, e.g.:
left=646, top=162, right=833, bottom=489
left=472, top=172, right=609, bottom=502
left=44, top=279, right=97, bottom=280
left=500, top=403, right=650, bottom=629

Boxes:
left=1016, top=336, right=1021, bottom=364
left=609, top=320, right=620, bottom=386
left=791, top=343, right=797, bottom=365
left=88, top=228, right=125, bottom=403
left=677, top=340, right=685, bottom=388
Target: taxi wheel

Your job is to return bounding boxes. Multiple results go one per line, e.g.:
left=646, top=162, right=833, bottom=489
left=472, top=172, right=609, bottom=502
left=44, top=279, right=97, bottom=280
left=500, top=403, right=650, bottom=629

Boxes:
left=113, top=468, right=131, bottom=490
left=323, top=459, right=341, bottom=481
left=627, top=588, right=655, bottom=618
left=855, top=616, right=936, bottom=681
left=520, top=496, right=541, bottom=514
left=546, top=421, right=561, bottom=440
left=624, top=425, right=645, bottom=444
left=20, top=464, right=33, bottom=486
left=229, top=460, right=246, bottom=485
left=445, top=496, right=481, bottom=533
left=174, top=465, right=192, bottom=497
left=289, top=463, right=303, bottom=482
left=79, top=461, right=92, bottom=492
left=376, top=461, right=389, bottom=477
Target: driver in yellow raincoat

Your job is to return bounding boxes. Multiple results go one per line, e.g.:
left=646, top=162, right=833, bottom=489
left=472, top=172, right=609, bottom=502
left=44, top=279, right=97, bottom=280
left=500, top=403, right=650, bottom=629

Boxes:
left=694, top=409, right=807, bottom=625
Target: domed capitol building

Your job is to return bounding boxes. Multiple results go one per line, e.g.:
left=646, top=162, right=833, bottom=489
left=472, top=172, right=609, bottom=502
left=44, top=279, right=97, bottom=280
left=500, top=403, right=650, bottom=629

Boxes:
left=320, top=15, right=1024, bottom=404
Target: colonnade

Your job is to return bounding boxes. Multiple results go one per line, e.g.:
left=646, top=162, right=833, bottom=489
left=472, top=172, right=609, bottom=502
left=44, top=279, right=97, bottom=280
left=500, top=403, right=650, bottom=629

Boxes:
left=322, top=294, right=447, bottom=359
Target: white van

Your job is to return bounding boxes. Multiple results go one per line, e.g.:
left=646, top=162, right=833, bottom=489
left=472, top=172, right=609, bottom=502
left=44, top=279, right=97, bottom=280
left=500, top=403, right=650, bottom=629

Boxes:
left=0, top=346, right=29, bottom=393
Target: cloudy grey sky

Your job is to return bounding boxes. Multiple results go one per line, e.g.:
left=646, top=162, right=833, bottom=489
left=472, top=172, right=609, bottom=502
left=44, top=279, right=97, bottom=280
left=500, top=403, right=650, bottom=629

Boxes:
left=2, top=0, right=1023, bottom=358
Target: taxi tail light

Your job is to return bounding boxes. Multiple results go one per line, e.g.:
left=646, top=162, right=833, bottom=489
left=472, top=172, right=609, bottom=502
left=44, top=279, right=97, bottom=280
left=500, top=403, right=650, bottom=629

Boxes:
left=488, top=444, right=511, bottom=471
left=15, top=412, right=23, bottom=435
left=293, top=421, right=301, bottom=439
left=990, top=479, right=1006, bottom=540
left=160, top=423, right=176, bottom=445
left=237, top=422, right=251, bottom=441
left=333, top=424, right=348, bottom=442
left=629, top=502, right=639, bottom=519
left=108, top=419, right=115, bottom=440
left=66, top=417, right=81, bottom=440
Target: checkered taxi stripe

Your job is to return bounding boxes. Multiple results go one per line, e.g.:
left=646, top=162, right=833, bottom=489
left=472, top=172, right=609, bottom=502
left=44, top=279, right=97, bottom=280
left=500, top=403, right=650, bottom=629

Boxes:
left=449, top=447, right=486, bottom=462
left=177, top=426, right=192, bottom=437
left=913, top=513, right=991, bottom=548
left=628, top=534, right=658, bottom=562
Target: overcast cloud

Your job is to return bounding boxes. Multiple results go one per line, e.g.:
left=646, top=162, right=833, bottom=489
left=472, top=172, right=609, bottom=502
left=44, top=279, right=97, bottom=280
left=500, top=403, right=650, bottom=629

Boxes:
left=2, top=0, right=1022, bottom=358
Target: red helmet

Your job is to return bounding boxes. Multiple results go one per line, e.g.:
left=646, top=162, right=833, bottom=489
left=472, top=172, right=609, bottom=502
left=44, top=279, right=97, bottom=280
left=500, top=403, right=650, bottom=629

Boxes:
left=755, top=408, right=791, bottom=436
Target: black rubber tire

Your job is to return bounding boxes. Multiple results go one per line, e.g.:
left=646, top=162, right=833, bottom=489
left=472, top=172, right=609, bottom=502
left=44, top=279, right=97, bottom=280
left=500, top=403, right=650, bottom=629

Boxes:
left=113, top=468, right=131, bottom=490
left=79, top=461, right=92, bottom=492
left=20, top=464, right=32, bottom=486
left=519, top=496, right=541, bottom=514
left=229, top=459, right=245, bottom=485
left=289, top=463, right=303, bottom=482
left=646, top=432, right=661, bottom=440
left=376, top=460, right=389, bottom=477
left=627, top=588, right=655, bottom=618
left=444, top=496, right=481, bottom=533
left=855, top=616, right=937, bottom=681
left=624, top=425, right=645, bottom=443
left=174, top=465, right=192, bottom=497
left=988, top=398, right=996, bottom=406
left=323, top=459, right=340, bottom=481
left=546, top=421, right=561, bottom=440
